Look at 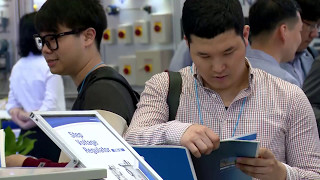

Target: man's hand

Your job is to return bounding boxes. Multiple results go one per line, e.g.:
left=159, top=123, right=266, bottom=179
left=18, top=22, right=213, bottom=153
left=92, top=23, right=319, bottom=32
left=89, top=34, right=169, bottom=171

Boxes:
left=20, top=120, right=36, bottom=130
left=9, top=108, right=35, bottom=130
left=9, top=108, right=25, bottom=122
left=17, top=110, right=31, bottom=122
left=236, top=148, right=287, bottom=180
left=180, top=124, right=220, bottom=158
left=5, top=154, right=28, bottom=167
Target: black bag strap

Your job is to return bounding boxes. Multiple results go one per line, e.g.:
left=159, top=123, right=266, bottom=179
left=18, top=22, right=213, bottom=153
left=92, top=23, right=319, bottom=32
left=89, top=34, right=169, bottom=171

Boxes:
left=167, top=71, right=182, bottom=121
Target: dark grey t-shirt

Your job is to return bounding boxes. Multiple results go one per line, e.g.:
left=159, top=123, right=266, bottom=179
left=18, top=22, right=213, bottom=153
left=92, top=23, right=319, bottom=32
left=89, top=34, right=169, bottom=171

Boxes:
left=72, top=66, right=138, bottom=125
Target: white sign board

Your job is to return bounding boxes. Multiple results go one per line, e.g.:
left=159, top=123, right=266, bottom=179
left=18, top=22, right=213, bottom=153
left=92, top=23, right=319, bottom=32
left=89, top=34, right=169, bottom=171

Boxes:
left=30, top=111, right=162, bottom=180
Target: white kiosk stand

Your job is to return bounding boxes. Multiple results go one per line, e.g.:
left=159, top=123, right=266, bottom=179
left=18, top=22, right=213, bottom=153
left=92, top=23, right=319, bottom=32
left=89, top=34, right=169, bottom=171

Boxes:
left=29, top=110, right=162, bottom=180
left=0, top=167, right=108, bottom=180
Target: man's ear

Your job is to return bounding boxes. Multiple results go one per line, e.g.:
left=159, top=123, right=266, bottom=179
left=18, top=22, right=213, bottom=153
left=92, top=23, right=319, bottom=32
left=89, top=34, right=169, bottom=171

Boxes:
left=82, top=28, right=96, bottom=47
left=278, top=23, right=287, bottom=42
left=243, top=25, right=250, bottom=46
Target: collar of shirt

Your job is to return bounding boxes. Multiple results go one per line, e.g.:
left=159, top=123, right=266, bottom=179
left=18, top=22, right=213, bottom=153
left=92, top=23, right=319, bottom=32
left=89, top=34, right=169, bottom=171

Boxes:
left=246, top=47, right=280, bottom=66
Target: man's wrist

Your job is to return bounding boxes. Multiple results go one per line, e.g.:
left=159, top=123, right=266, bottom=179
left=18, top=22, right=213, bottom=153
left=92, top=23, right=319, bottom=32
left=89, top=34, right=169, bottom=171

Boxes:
left=277, top=161, right=288, bottom=180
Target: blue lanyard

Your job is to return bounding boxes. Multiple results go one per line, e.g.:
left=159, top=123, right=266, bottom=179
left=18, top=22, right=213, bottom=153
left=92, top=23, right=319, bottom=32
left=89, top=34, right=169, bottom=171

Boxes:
left=232, top=96, right=247, bottom=137
left=190, top=66, right=203, bottom=125
left=79, top=62, right=104, bottom=94
left=191, top=66, right=247, bottom=137
left=191, top=67, right=204, bottom=125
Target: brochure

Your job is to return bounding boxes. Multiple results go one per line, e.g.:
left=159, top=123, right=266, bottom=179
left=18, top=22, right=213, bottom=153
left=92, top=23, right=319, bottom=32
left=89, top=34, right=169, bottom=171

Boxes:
left=192, top=133, right=259, bottom=180
left=133, top=145, right=197, bottom=180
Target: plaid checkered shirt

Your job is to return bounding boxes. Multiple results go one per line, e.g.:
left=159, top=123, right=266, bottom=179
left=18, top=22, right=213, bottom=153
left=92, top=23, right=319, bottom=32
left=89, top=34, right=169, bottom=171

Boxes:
left=125, top=62, right=320, bottom=179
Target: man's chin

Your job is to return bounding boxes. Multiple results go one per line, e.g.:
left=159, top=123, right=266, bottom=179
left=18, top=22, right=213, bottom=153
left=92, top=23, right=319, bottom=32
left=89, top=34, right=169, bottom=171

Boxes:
left=49, top=68, right=61, bottom=75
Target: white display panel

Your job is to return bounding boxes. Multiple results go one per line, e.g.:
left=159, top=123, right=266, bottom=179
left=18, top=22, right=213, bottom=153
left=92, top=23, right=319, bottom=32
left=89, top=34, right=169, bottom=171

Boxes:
left=30, top=111, right=162, bottom=180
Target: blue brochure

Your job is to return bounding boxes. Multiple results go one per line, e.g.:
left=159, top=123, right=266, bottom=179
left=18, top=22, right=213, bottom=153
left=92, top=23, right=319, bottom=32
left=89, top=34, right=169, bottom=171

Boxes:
left=192, top=133, right=259, bottom=180
left=133, top=145, right=197, bottom=180
left=230, top=132, right=257, bottom=141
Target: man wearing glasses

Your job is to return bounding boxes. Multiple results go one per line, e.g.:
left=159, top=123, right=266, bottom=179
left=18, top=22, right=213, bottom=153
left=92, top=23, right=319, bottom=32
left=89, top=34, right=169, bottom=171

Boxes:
left=281, top=0, right=320, bottom=136
left=32, top=0, right=139, bottom=126
left=280, top=0, right=320, bottom=87
left=5, top=0, right=140, bottom=167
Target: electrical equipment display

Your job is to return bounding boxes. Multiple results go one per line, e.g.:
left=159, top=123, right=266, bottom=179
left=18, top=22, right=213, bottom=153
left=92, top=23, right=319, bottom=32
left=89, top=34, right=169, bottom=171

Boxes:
left=117, top=24, right=133, bottom=44
left=150, top=13, right=172, bottom=44
left=118, top=55, right=137, bottom=85
left=135, top=49, right=173, bottom=86
left=133, top=20, right=150, bottom=44
left=103, top=28, right=116, bottom=44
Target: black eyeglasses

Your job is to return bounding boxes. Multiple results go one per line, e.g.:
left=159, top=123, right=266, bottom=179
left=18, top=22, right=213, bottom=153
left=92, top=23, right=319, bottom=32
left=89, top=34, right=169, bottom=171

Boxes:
left=33, top=29, right=84, bottom=51
left=302, top=20, right=320, bottom=32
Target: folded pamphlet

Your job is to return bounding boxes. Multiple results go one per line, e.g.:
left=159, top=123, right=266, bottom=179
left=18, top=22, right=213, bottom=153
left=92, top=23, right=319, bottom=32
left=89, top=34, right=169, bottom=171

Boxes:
left=192, top=133, right=259, bottom=180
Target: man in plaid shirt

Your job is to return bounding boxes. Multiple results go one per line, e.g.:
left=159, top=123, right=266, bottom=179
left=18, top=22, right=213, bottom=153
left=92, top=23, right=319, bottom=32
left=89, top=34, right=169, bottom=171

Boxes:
left=125, top=0, right=320, bottom=179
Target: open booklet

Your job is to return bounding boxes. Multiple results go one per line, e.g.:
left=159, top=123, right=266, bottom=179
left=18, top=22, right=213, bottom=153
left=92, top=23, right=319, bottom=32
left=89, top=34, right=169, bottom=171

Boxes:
left=0, top=129, right=5, bottom=167
left=191, top=132, right=259, bottom=180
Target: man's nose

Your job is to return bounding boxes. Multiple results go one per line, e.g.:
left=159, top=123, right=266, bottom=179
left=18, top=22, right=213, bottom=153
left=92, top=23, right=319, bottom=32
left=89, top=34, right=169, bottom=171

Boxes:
left=41, top=43, right=53, bottom=54
left=211, top=61, right=226, bottom=73
left=310, top=28, right=319, bottom=39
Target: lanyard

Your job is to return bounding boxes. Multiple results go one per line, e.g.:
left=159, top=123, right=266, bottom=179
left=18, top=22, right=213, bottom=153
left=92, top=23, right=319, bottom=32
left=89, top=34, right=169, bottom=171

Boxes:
left=191, top=66, right=247, bottom=137
left=79, top=62, right=104, bottom=94
left=232, top=96, right=247, bottom=137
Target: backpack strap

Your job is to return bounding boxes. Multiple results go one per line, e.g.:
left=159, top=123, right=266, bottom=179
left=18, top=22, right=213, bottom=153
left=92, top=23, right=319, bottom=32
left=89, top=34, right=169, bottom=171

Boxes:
left=167, top=71, right=182, bottom=121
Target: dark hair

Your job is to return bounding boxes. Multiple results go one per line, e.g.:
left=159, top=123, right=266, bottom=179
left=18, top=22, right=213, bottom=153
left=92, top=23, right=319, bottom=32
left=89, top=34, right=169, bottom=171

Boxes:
left=296, top=0, right=320, bottom=21
left=182, top=0, right=244, bottom=43
left=249, top=0, right=300, bottom=37
left=35, top=0, right=107, bottom=50
left=19, top=12, right=41, bottom=57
